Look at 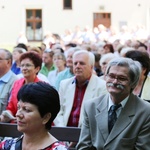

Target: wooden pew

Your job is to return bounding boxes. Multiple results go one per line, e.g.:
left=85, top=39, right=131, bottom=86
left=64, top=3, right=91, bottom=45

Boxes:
left=0, top=123, right=81, bottom=150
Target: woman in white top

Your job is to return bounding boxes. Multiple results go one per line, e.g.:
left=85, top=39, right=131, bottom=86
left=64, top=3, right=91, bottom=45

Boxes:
left=48, top=52, right=66, bottom=87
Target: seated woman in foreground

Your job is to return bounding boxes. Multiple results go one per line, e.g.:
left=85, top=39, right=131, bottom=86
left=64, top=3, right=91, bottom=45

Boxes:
left=0, top=82, right=68, bottom=150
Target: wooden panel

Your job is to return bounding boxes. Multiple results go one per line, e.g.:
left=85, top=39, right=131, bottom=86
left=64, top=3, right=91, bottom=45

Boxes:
left=0, top=123, right=81, bottom=142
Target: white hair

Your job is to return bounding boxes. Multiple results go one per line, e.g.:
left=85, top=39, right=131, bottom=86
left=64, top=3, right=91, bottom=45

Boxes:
left=120, top=47, right=134, bottom=57
left=73, top=50, right=95, bottom=67
left=100, top=53, right=116, bottom=66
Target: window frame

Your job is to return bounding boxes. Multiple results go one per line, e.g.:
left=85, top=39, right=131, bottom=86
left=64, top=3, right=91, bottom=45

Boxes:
left=63, top=0, right=72, bottom=10
left=26, top=9, right=42, bottom=41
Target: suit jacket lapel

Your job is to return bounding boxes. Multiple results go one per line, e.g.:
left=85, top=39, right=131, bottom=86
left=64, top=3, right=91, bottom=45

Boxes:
left=64, top=79, right=76, bottom=114
left=105, top=94, right=135, bottom=145
left=95, top=94, right=109, bottom=141
left=83, top=75, right=96, bottom=101
left=79, top=75, right=96, bottom=126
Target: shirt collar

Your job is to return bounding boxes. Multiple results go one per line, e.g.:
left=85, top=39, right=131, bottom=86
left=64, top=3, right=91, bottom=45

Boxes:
left=72, top=77, right=90, bottom=86
left=0, top=70, right=13, bottom=83
left=108, top=94, right=129, bottom=110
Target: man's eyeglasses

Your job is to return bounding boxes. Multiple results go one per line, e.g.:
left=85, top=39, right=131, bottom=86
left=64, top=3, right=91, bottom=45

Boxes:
left=20, top=64, right=34, bottom=68
left=0, top=58, right=9, bottom=61
left=106, top=73, right=129, bottom=82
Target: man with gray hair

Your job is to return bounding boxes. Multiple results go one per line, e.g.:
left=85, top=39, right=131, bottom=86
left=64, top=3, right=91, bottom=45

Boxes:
left=54, top=50, right=107, bottom=127
left=0, top=49, right=18, bottom=114
left=77, top=57, right=150, bottom=150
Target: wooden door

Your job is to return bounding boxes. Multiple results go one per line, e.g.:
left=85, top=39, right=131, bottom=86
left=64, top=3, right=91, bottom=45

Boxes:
left=93, top=13, right=111, bottom=28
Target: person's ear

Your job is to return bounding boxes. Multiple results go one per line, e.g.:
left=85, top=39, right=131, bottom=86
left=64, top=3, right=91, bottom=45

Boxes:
left=35, top=66, right=40, bottom=74
left=142, top=67, right=146, bottom=76
left=7, top=59, right=11, bottom=65
left=42, top=113, right=51, bottom=125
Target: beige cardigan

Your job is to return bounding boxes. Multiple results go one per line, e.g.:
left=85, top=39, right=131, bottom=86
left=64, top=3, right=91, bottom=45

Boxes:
left=141, top=75, right=150, bottom=102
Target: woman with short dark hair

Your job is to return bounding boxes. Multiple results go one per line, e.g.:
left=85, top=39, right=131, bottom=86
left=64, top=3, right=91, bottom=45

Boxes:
left=103, top=43, right=114, bottom=54
left=0, top=82, right=68, bottom=150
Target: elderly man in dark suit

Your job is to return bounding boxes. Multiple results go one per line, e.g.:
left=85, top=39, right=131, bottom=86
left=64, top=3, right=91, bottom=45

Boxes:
left=77, top=57, right=150, bottom=150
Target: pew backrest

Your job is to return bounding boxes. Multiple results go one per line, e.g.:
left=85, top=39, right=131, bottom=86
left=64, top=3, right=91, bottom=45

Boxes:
left=0, top=123, right=81, bottom=150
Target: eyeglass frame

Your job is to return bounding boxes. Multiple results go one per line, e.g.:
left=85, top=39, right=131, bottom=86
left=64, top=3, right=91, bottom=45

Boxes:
left=0, top=58, right=10, bottom=61
left=106, top=73, right=129, bottom=83
left=20, top=64, right=35, bottom=68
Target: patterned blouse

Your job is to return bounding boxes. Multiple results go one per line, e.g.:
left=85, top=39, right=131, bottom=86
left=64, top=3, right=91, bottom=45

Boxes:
left=0, top=136, right=68, bottom=150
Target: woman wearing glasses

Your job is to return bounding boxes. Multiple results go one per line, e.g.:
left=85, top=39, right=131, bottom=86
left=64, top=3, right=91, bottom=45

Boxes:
left=0, top=51, right=42, bottom=123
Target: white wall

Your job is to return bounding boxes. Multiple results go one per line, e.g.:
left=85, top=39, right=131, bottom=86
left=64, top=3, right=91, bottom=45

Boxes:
left=0, top=0, right=149, bottom=44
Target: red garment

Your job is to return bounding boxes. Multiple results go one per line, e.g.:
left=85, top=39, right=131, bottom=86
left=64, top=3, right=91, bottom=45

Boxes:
left=6, top=77, right=40, bottom=116
left=67, top=84, right=86, bottom=127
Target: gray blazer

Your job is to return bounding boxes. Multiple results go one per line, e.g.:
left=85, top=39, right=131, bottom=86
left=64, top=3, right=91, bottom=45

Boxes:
left=0, top=71, right=18, bottom=114
left=77, top=93, right=150, bottom=150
